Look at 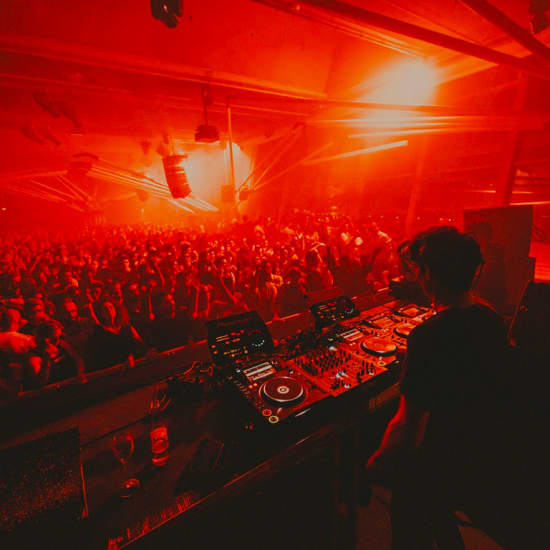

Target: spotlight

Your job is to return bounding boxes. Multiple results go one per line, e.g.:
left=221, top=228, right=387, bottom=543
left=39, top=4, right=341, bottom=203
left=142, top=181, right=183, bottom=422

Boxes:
left=530, top=0, right=550, bottom=34
left=162, top=155, right=191, bottom=199
left=150, top=0, right=183, bottom=29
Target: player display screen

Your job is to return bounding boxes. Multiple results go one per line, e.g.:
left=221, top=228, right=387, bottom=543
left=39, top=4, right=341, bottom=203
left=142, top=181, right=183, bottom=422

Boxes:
left=398, top=305, right=423, bottom=317
left=242, top=361, right=277, bottom=382
left=310, top=296, right=359, bottom=327
left=367, top=316, right=394, bottom=329
left=206, top=312, right=273, bottom=365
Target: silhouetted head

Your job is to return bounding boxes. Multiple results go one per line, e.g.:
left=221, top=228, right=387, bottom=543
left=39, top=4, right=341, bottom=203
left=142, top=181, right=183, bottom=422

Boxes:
left=409, top=226, right=483, bottom=295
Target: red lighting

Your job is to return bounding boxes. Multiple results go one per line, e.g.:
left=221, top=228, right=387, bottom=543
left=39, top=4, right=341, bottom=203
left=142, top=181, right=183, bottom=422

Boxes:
left=364, top=59, right=439, bottom=106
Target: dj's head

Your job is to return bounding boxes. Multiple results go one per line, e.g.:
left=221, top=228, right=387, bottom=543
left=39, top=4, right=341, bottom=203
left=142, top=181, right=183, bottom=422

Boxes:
left=409, top=226, right=483, bottom=295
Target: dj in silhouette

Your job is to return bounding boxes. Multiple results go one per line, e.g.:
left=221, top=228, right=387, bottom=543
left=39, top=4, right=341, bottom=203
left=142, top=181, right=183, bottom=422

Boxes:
left=366, top=226, right=507, bottom=550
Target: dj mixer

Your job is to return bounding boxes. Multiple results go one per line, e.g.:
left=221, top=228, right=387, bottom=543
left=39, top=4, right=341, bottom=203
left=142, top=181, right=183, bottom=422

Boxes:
left=207, top=299, right=435, bottom=426
left=287, top=341, right=388, bottom=398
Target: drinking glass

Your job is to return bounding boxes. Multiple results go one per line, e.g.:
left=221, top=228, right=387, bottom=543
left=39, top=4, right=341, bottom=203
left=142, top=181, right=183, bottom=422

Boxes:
left=111, top=431, right=140, bottom=497
left=149, top=383, right=171, bottom=466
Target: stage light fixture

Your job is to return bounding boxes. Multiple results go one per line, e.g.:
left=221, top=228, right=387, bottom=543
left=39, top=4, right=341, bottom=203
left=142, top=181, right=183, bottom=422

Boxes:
left=195, top=85, right=220, bottom=143
left=162, top=155, right=191, bottom=199
left=150, top=0, right=183, bottom=29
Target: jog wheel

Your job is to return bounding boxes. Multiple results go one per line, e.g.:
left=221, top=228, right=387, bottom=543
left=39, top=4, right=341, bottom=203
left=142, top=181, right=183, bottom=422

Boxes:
left=261, top=376, right=305, bottom=407
left=361, top=336, right=397, bottom=356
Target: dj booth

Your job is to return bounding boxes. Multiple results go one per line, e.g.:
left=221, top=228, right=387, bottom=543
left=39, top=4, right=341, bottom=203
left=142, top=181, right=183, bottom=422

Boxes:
left=0, top=290, right=438, bottom=549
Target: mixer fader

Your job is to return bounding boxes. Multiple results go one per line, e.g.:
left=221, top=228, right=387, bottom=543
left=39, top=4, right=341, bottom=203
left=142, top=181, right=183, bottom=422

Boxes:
left=289, top=346, right=387, bottom=397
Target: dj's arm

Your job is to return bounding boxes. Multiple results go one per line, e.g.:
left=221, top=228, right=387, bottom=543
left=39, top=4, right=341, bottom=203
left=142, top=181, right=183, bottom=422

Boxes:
left=366, top=395, right=429, bottom=477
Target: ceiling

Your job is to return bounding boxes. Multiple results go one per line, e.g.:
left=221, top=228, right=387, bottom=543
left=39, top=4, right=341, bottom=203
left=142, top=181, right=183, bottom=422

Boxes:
left=2, top=0, right=550, bottom=214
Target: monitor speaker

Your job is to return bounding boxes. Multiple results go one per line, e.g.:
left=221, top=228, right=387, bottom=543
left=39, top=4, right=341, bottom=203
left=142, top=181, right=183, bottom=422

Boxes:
left=464, top=205, right=534, bottom=313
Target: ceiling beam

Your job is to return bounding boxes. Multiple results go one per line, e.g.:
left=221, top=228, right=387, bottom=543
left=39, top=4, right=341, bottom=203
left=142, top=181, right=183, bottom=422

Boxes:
left=459, top=0, right=550, bottom=66
left=0, top=32, right=326, bottom=102
left=255, top=0, right=549, bottom=80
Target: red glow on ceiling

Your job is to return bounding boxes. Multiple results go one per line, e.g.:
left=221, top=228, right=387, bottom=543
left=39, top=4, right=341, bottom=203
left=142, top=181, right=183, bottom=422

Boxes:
left=364, top=59, right=439, bottom=106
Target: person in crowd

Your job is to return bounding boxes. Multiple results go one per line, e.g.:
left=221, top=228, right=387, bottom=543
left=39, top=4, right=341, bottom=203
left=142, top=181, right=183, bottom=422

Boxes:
left=57, top=297, right=95, bottom=365
left=1, top=307, right=25, bottom=333
left=251, top=268, right=278, bottom=321
left=276, top=267, right=308, bottom=318
left=86, top=300, right=144, bottom=371
left=0, top=330, right=35, bottom=400
left=23, top=319, right=85, bottom=390
left=84, top=281, right=104, bottom=323
left=149, top=292, right=190, bottom=352
left=20, top=298, right=51, bottom=335
left=365, top=226, right=507, bottom=550
left=0, top=330, right=34, bottom=354
left=303, top=248, right=333, bottom=294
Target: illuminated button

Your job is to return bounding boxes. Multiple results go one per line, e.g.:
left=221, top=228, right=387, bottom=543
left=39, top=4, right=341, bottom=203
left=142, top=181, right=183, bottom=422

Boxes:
left=262, top=409, right=272, bottom=417
left=248, top=384, right=253, bottom=389
left=268, top=415, right=279, bottom=424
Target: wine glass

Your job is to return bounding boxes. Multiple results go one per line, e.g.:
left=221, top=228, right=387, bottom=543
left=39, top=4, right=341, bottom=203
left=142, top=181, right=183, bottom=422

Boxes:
left=111, top=431, right=140, bottom=497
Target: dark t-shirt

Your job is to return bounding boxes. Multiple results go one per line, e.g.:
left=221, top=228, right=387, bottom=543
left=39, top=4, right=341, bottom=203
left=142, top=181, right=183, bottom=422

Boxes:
left=86, top=325, right=137, bottom=372
left=400, top=303, right=507, bottom=481
left=149, top=315, right=190, bottom=352
left=276, top=283, right=308, bottom=318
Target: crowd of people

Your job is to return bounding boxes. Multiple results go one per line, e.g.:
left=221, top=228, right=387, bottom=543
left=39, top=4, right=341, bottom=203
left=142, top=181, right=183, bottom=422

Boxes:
left=0, top=210, right=402, bottom=396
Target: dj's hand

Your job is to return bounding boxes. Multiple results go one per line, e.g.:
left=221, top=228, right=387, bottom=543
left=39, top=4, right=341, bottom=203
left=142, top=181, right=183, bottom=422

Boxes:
left=365, top=452, right=394, bottom=487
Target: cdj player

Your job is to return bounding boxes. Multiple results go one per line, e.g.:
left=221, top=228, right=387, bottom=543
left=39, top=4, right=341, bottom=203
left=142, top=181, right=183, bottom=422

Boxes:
left=230, top=357, right=329, bottom=424
left=206, top=312, right=329, bottom=425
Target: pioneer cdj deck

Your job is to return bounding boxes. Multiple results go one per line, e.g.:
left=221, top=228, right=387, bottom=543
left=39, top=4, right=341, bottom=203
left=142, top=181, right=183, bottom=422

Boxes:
left=207, top=299, right=435, bottom=426
left=230, top=357, right=330, bottom=424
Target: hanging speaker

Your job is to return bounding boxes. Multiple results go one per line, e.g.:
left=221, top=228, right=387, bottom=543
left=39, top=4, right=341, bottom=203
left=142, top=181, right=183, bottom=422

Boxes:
left=162, top=155, right=191, bottom=199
